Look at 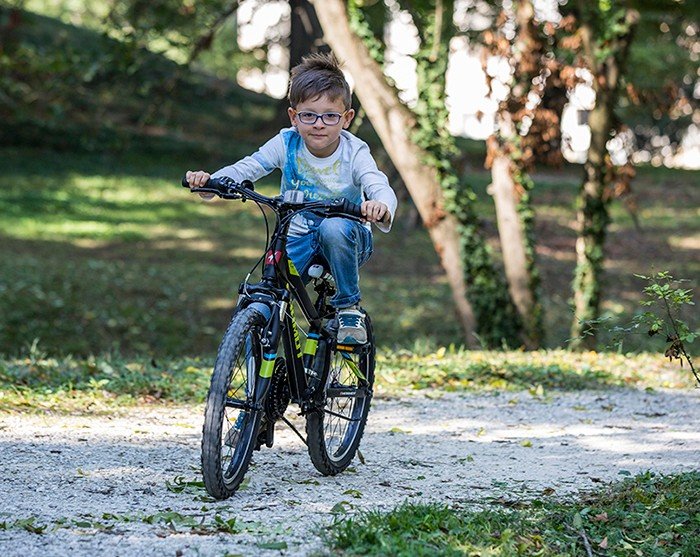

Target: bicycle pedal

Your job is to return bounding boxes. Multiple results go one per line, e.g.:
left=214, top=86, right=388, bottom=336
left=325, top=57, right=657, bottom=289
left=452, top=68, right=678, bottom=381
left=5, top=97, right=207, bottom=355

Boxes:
left=335, top=343, right=366, bottom=354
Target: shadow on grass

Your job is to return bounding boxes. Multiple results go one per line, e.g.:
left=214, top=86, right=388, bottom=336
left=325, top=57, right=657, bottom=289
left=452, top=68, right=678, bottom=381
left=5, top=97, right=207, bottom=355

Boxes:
left=1, top=148, right=698, bottom=356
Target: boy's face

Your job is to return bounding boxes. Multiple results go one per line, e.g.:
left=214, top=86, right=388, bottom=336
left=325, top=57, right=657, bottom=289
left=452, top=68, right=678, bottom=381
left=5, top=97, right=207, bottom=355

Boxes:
left=288, top=94, right=355, bottom=158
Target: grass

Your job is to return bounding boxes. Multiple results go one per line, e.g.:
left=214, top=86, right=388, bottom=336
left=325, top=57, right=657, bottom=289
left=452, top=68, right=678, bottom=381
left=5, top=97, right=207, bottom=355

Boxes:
left=377, top=347, right=695, bottom=391
left=325, top=471, right=700, bottom=556
left=0, top=348, right=692, bottom=414
left=0, top=352, right=212, bottom=414
left=1, top=148, right=697, bottom=357
left=2, top=6, right=280, bottom=156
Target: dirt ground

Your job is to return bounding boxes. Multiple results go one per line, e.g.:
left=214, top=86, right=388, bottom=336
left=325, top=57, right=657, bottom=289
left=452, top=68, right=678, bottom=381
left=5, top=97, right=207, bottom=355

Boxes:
left=1, top=387, right=699, bottom=556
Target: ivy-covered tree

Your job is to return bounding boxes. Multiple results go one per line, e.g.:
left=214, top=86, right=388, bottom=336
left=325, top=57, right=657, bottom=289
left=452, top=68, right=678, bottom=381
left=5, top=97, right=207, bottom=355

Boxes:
left=478, top=0, right=562, bottom=348
left=314, top=0, right=522, bottom=347
left=562, top=0, right=699, bottom=349
left=406, top=0, right=523, bottom=348
left=560, top=0, right=640, bottom=349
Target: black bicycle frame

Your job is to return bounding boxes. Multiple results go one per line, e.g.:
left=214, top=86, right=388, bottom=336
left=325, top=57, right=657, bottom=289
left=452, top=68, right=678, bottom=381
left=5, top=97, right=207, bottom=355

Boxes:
left=238, top=212, right=334, bottom=413
left=182, top=175, right=366, bottom=416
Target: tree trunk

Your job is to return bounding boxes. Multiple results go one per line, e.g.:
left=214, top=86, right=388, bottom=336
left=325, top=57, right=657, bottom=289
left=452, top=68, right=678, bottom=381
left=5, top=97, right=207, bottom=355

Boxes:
left=569, top=8, right=639, bottom=350
left=481, top=0, right=544, bottom=348
left=311, top=0, right=478, bottom=346
left=490, top=169, right=537, bottom=347
left=570, top=98, right=612, bottom=350
left=289, top=0, right=325, bottom=69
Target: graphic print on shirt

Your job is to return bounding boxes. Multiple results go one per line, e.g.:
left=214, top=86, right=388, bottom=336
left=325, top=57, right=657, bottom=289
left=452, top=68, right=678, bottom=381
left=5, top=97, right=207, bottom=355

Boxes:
left=281, top=129, right=363, bottom=234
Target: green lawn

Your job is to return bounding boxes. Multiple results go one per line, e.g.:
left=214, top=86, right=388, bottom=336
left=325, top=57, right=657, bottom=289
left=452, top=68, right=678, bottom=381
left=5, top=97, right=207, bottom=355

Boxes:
left=325, top=471, right=700, bottom=556
left=0, top=347, right=692, bottom=414
left=1, top=148, right=697, bottom=357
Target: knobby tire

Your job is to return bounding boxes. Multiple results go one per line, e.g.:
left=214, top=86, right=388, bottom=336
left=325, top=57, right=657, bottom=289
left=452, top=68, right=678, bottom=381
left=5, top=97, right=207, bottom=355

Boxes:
left=201, top=307, right=266, bottom=499
left=306, top=314, right=375, bottom=475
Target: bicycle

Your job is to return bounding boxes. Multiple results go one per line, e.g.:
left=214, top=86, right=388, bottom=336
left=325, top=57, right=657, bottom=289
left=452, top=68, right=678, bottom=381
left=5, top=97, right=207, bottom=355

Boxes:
left=182, top=175, right=376, bottom=500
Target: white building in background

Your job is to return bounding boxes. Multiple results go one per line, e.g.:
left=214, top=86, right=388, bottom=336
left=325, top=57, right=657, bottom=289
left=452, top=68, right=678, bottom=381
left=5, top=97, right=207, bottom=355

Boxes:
left=233, top=0, right=699, bottom=170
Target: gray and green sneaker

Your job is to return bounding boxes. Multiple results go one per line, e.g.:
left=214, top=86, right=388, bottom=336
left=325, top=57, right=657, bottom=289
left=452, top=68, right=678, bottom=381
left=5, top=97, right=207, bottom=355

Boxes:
left=337, top=306, right=367, bottom=345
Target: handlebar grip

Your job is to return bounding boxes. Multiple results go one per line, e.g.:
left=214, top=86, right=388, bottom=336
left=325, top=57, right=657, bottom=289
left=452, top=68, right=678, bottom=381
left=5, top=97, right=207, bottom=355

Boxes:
left=181, top=175, right=190, bottom=188
left=325, top=198, right=364, bottom=219
left=342, top=199, right=364, bottom=219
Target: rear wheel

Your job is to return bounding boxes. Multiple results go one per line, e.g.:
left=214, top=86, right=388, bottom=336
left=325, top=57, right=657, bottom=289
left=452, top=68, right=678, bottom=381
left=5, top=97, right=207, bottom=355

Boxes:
left=306, top=314, right=375, bottom=475
left=201, top=307, right=265, bottom=499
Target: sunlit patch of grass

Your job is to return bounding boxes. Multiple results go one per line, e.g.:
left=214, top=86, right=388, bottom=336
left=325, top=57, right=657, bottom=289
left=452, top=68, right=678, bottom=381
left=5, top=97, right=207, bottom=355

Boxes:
left=0, top=148, right=698, bottom=356
left=375, top=348, right=694, bottom=393
left=0, top=354, right=212, bottom=414
left=325, top=471, right=700, bottom=557
left=2, top=347, right=692, bottom=414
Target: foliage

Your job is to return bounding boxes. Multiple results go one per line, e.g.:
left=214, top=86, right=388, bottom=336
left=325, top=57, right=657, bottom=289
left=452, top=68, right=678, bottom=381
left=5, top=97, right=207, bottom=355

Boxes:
left=347, top=0, right=386, bottom=65
left=0, top=5, right=272, bottom=153
left=614, top=272, right=698, bottom=385
left=481, top=0, right=560, bottom=346
left=326, top=471, right=700, bottom=556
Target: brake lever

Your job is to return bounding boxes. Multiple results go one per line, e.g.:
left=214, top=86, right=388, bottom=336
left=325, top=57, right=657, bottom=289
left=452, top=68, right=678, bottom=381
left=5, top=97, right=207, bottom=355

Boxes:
left=189, top=186, right=224, bottom=197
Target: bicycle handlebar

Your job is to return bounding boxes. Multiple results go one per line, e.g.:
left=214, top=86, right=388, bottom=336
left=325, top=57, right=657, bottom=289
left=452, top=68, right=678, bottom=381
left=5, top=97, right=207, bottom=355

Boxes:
left=181, top=175, right=365, bottom=220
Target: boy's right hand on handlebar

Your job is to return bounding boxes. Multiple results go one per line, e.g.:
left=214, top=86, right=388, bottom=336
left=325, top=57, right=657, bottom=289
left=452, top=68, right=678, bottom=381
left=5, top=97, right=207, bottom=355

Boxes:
left=185, top=170, right=211, bottom=188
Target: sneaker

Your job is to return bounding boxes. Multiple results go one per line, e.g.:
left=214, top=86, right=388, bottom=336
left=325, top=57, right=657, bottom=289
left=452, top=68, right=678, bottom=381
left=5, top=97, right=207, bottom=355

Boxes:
left=337, top=306, right=367, bottom=345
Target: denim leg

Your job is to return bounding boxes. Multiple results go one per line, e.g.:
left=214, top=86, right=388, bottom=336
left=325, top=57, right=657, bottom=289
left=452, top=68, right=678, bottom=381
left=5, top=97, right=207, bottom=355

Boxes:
left=286, top=231, right=317, bottom=283
left=317, top=218, right=373, bottom=308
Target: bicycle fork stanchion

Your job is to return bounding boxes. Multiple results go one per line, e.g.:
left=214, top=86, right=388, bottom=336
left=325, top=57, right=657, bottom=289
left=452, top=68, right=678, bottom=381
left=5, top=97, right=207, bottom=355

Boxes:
left=254, top=299, right=285, bottom=407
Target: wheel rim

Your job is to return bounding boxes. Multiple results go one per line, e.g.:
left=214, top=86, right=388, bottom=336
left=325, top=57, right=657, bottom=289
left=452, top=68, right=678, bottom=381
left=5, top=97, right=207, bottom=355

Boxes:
left=322, top=348, right=371, bottom=463
left=220, top=331, right=260, bottom=483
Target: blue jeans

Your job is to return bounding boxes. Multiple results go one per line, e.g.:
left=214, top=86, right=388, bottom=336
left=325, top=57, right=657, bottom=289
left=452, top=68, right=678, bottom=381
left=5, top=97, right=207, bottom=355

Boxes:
left=287, top=216, right=373, bottom=308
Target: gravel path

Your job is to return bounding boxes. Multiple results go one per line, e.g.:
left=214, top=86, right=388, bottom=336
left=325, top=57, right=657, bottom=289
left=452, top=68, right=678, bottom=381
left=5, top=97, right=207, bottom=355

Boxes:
left=1, top=388, right=698, bottom=556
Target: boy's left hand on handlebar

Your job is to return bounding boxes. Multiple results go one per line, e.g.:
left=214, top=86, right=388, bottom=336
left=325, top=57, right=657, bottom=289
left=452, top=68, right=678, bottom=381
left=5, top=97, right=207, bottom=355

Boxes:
left=361, top=200, right=390, bottom=224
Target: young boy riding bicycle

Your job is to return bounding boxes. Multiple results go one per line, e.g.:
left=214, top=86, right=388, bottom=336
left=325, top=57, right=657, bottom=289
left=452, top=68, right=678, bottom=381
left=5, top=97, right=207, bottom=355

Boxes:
left=186, top=53, right=397, bottom=344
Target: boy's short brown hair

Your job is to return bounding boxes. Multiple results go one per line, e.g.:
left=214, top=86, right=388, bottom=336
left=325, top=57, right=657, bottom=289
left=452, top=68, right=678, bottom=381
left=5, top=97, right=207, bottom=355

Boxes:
left=288, top=52, right=352, bottom=110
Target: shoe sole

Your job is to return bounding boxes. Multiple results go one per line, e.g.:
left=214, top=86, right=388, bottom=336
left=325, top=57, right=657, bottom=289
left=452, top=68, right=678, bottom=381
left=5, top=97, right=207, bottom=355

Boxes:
left=338, top=335, right=367, bottom=345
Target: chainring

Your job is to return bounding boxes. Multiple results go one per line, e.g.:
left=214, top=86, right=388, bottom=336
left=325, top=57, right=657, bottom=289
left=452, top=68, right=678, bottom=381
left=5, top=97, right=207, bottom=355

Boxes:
left=264, top=357, right=290, bottom=422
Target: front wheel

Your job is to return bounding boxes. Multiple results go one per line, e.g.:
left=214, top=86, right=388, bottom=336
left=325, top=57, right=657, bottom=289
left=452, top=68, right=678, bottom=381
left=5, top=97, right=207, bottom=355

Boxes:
left=201, top=307, right=266, bottom=499
left=306, top=314, right=375, bottom=475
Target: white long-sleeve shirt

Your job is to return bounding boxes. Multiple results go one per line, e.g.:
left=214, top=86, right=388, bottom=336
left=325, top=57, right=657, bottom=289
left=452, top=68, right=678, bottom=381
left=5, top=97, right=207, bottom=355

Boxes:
left=212, top=127, right=397, bottom=236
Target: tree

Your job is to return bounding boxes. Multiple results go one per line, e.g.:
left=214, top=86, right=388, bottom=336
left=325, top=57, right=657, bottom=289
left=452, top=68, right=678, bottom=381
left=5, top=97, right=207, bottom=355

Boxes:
left=313, top=0, right=523, bottom=347
left=479, top=0, right=555, bottom=348
left=564, top=1, right=639, bottom=349
left=403, top=0, right=523, bottom=348
left=290, top=0, right=326, bottom=69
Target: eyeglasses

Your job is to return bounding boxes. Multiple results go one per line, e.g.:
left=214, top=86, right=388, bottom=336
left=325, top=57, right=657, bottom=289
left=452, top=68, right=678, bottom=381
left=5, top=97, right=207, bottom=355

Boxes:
left=295, top=110, right=346, bottom=126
